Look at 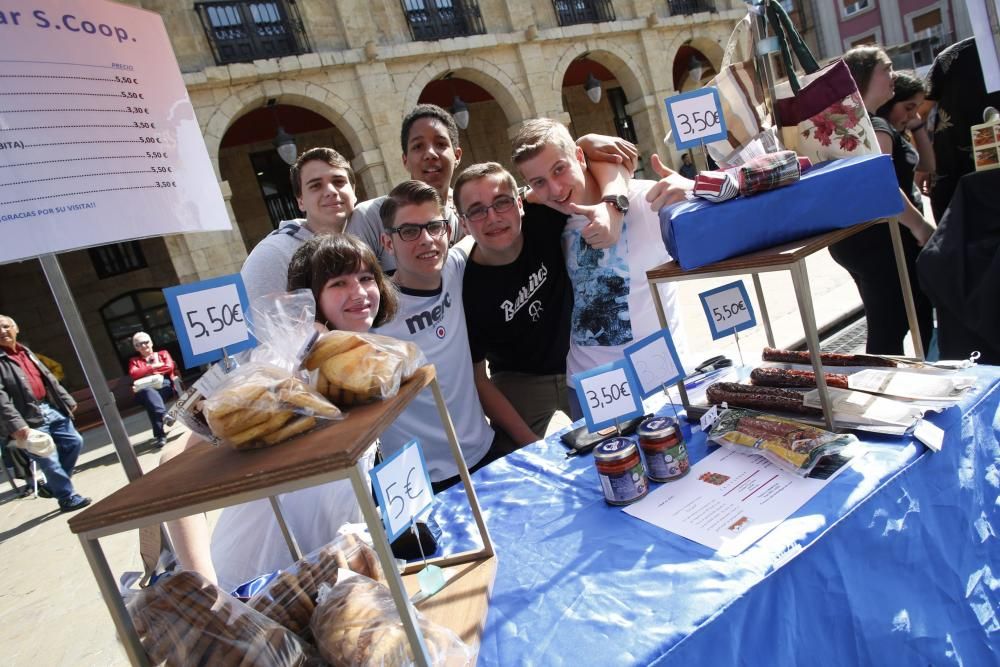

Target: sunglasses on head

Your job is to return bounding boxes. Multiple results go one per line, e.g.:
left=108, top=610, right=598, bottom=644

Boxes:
left=389, top=219, right=449, bottom=242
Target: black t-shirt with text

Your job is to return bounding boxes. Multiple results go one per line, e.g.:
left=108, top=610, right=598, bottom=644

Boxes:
left=463, top=202, right=571, bottom=376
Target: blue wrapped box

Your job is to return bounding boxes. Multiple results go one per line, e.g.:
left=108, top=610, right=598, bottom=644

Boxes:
left=660, top=154, right=903, bottom=271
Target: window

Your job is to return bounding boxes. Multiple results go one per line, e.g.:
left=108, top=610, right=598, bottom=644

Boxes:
left=89, top=242, right=147, bottom=279
left=194, top=1, right=309, bottom=65
left=552, top=0, right=615, bottom=27
left=911, top=8, right=943, bottom=38
left=667, top=0, right=715, bottom=15
left=842, top=0, right=871, bottom=18
left=851, top=34, right=877, bottom=48
left=401, top=0, right=486, bottom=41
left=250, top=150, right=299, bottom=229
left=100, top=289, right=180, bottom=373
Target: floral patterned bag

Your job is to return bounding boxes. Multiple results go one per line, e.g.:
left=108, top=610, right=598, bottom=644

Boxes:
left=768, top=2, right=878, bottom=162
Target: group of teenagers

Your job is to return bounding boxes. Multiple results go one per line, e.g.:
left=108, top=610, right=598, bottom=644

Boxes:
left=166, top=103, right=695, bottom=591
left=167, top=52, right=957, bottom=588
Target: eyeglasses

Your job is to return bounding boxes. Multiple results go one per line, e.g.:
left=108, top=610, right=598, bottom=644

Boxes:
left=389, top=219, right=449, bottom=242
left=461, top=195, right=517, bottom=223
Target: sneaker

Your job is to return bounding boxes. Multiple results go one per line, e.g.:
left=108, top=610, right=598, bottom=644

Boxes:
left=59, top=495, right=92, bottom=512
left=153, top=437, right=166, bottom=449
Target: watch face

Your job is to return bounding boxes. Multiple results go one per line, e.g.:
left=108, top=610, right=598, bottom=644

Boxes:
left=604, top=194, right=629, bottom=213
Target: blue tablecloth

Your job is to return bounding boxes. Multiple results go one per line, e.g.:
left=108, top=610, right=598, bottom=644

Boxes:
left=430, top=367, right=1000, bottom=666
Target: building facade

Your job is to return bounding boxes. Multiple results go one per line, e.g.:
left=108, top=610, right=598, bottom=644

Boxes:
left=0, top=0, right=743, bottom=389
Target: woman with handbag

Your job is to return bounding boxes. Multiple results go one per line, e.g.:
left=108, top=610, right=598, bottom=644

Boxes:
left=128, top=332, right=179, bottom=449
left=828, top=47, right=935, bottom=356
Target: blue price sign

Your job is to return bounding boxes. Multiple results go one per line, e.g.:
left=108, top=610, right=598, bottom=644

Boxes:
left=370, top=440, right=434, bottom=541
left=698, top=280, right=757, bottom=340
left=664, top=87, right=728, bottom=150
left=624, top=329, right=686, bottom=399
left=573, top=360, right=644, bottom=432
left=163, top=274, right=255, bottom=367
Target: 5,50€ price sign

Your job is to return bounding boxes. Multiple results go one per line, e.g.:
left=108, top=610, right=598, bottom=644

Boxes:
left=573, top=360, right=644, bottom=432
left=698, top=280, right=757, bottom=340
left=664, top=87, right=728, bottom=150
left=370, top=440, right=434, bottom=541
left=163, top=274, right=256, bottom=367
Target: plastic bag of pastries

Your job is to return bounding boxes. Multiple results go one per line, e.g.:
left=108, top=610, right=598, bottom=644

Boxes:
left=303, top=330, right=425, bottom=407
left=202, top=363, right=343, bottom=450
left=248, top=532, right=385, bottom=637
left=125, top=570, right=320, bottom=666
left=311, top=574, right=473, bottom=667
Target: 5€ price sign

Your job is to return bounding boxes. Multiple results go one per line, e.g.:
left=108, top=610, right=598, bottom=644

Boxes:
left=699, top=280, right=757, bottom=340
left=573, top=360, right=644, bottom=432
left=664, top=87, right=728, bottom=150
left=370, top=440, right=434, bottom=541
left=624, top=329, right=686, bottom=399
left=163, top=274, right=256, bottom=367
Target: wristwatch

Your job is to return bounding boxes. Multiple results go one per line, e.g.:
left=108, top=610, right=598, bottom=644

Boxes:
left=601, top=194, right=629, bottom=214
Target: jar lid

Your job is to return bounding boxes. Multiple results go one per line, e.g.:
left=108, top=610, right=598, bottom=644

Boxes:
left=637, top=416, right=678, bottom=439
left=594, top=437, right=638, bottom=462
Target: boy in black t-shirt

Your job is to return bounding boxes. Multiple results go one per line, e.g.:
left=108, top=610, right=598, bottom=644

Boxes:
left=455, top=163, right=574, bottom=441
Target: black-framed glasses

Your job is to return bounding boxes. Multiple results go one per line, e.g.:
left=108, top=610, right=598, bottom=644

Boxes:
left=461, top=195, right=517, bottom=223
left=389, top=219, right=449, bottom=242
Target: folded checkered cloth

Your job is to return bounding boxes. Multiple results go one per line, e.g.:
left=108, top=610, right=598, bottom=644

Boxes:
left=693, top=170, right=740, bottom=202
left=735, top=150, right=803, bottom=197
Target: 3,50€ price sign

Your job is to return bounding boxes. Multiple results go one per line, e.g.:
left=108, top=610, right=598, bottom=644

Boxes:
left=664, top=87, right=728, bottom=149
left=163, top=274, right=256, bottom=367
left=573, top=360, right=644, bottom=432
left=370, top=440, right=434, bottom=541
left=699, top=280, right=757, bottom=340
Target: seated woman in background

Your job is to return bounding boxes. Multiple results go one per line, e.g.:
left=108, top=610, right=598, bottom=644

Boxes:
left=162, top=234, right=398, bottom=592
left=829, top=48, right=935, bottom=355
left=128, top=331, right=179, bottom=449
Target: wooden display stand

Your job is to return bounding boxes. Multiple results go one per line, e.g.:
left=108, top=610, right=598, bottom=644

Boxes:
left=69, top=366, right=495, bottom=667
left=646, top=220, right=925, bottom=430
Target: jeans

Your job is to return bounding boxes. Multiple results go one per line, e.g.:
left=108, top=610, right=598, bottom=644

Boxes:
left=25, top=402, right=84, bottom=504
left=135, top=385, right=175, bottom=439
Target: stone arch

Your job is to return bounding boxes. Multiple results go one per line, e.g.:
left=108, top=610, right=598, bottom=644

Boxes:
left=660, top=28, right=730, bottom=79
left=551, top=42, right=649, bottom=106
left=200, top=81, right=375, bottom=178
left=402, top=57, right=532, bottom=126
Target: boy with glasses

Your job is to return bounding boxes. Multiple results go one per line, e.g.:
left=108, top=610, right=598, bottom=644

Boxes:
left=372, top=180, right=513, bottom=491
left=455, top=162, right=573, bottom=442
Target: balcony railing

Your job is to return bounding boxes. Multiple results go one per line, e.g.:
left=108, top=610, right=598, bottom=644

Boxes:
left=402, top=1, right=486, bottom=41
left=667, top=0, right=715, bottom=15
left=195, top=1, right=309, bottom=66
left=552, top=0, right=616, bottom=27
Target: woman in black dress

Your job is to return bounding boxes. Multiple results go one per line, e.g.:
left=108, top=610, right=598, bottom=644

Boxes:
left=829, top=47, right=935, bottom=355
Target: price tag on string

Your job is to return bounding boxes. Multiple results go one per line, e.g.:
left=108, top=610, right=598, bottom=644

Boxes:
left=164, top=274, right=255, bottom=368
left=700, top=404, right=720, bottom=432
left=664, top=87, right=728, bottom=149
left=699, top=280, right=757, bottom=341
left=369, top=440, right=434, bottom=541
left=573, top=360, right=644, bottom=433
left=624, top=329, right=686, bottom=399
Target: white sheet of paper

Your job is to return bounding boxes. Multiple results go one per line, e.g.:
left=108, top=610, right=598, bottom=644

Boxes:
left=913, top=419, right=944, bottom=452
left=625, top=447, right=853, bottom=556
left=848, top=369, right=975, bottom=401
left=802, top=387, right=923, bottom=427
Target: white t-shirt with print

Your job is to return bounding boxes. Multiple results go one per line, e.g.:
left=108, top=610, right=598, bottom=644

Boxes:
left=373, top=247, right=493, bottom=481
left=562, top=179, right=683, bottom=379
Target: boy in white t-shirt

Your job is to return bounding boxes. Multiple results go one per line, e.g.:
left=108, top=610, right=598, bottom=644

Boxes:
left=373, top=180, right=513, bottom=491
left=512, top=118, right=687, bottom=418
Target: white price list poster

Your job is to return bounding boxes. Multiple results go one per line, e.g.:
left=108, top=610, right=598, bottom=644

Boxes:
left=0, top=0, right=230, bottom=263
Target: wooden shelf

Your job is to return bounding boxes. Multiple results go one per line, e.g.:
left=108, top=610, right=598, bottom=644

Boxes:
left=69, top=366, right=435, bottom=536
left=404, top=557, right=498, bottom=658
left=646, top=220, right=881, bottom=280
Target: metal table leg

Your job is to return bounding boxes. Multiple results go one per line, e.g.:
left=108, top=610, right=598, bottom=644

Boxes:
left=348, top=463, right=431, bottom=667
left=269, top=495, right=303, bottom=562
left=752, top=272, right=775, bottom=348
left=887, top=218, right=925, bottom=360
left=790, top=260, right=836, bottom=430
left=79, top=535, right=150, bottom=666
